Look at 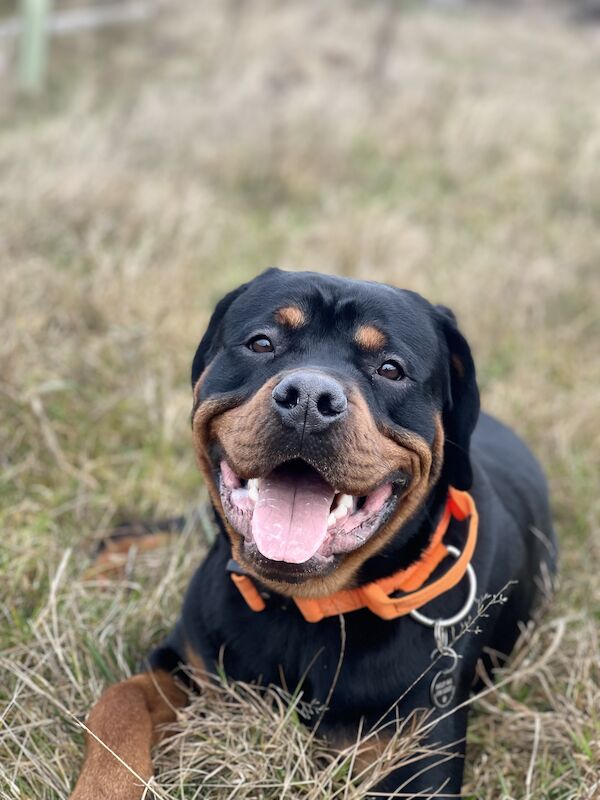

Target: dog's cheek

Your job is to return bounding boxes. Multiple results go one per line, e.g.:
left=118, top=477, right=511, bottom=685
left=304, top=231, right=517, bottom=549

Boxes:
left=378, top=413, right=444, bottom=532
left=209, top=376, right=281, bottom=479
left=331, top=390, right=434, bottom=495
left=191, top=398, right=228, bottom=511
left=323, top=390, right=407, bottom=493
left=190, top=399, right=246, bottom=555
left=430, top=414, right=445, bottom=483
left=191, top=380, right=282, bottom=554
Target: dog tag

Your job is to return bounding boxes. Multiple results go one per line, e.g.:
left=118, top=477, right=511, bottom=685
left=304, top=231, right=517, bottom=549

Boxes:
left=430, top=670, right=456, bottom=708
left=430, top=623, right=458, bottom=709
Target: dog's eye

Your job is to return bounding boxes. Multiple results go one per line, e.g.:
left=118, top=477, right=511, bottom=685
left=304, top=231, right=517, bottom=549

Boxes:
left=377, top=360, right=405, bottom=381
left=247, top=335, right=274, bottom=353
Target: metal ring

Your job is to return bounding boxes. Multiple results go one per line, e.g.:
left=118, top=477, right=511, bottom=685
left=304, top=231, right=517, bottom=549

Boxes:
left=409, top=545, right=477, bottom=629
left=429, top=645, right=459, bottom=668
left=434, top=647, right=458, bottom=674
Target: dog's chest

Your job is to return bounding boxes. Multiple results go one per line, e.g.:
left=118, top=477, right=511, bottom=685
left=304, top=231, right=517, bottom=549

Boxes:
left=206, top=605, right=451, bottom=720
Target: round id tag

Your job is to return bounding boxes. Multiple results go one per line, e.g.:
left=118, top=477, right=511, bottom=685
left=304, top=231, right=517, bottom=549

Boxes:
left=429, top=670, right=456, bottom=708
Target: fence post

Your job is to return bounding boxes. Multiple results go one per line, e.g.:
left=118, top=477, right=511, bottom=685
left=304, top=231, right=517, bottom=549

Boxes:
left=18, top=0, right=52, bottom=92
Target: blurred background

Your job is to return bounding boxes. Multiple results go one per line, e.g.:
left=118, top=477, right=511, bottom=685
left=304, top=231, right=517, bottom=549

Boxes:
left=1, top=1, right=599, bottom=798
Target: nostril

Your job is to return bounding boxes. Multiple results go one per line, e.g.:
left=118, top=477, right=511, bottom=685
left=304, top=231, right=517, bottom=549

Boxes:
left=274, top=385, right=300, bottom=410
left=317, top=391, right=347, bottom=417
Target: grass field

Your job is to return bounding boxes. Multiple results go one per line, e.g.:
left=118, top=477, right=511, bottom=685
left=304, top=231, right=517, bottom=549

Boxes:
left=1, top=1, right=599, bottom=798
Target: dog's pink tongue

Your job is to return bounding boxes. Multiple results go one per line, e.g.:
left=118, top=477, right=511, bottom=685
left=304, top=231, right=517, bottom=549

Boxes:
left=251, top=467, right=336, bottom=563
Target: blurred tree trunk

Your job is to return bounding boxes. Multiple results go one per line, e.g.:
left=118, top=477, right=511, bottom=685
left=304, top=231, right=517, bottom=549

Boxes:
left=18, top=0, right=52, bottom=92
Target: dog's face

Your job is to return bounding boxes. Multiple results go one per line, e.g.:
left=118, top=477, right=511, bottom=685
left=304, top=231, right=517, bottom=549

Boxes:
left=191, top=269, right=479, bottom=597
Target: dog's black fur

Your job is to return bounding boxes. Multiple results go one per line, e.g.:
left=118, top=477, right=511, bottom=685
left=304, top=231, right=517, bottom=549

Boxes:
left=150, top=269, right=557, bottom=796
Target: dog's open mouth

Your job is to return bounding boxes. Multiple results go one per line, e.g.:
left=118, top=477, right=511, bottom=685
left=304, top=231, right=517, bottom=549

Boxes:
left=219, top=458, right=400, bottom=567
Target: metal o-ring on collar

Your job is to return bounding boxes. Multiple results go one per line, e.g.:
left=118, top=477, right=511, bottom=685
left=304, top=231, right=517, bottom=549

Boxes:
left=409, top=545, right=478, bottom=629
left=434, top=646, right=459, bottom=673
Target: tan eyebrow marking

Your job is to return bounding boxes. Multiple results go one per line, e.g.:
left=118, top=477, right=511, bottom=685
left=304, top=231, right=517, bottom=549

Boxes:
left=355, top=324, right=386, bottom=351
left=275, top=305, right=306, bottom=328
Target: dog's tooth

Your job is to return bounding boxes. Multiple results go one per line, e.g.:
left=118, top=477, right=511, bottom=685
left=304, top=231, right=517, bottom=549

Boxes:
left=327, top=513, right=336, bottom=528
left=340, top=494, right=353, bottom=510
left=334, top=503, right=349, bottom=520
left=248, top=480, right=259, bottom=502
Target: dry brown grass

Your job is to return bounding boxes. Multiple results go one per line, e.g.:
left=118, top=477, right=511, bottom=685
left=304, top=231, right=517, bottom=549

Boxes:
left=0, top=1, right=599, bottom=798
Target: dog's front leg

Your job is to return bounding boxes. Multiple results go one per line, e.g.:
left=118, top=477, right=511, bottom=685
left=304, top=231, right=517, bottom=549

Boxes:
left=70, top=669, right=187, bottom=800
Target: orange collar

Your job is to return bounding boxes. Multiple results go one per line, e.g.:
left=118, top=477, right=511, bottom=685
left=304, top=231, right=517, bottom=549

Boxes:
left=230, top=487, right=478, bottom=623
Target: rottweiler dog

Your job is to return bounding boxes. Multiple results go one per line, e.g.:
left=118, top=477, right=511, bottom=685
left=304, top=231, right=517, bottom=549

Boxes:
left=71, top=269, right=557, bottom=799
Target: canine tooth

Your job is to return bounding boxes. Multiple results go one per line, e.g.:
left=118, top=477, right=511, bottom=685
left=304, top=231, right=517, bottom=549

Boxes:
left=327, top=513, right=336, bottom=528
left=331, top=493, right=352, bottom=512
left=334, top=503, right=349, bottom=520
left=248, top=480, right=259, bottom=502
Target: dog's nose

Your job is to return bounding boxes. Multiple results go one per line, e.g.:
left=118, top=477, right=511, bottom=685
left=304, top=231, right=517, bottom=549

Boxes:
left=272, top=371, right=347, bottom=433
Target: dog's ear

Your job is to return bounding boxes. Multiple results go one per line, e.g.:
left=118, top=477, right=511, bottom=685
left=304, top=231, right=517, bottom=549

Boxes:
left=435, top=305, right=480, bottom=490
left=191, top=283, right=249, bottom=387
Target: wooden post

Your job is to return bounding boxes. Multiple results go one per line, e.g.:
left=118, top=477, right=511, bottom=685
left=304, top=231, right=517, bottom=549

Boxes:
left=18, top=0, right=52, bottom=93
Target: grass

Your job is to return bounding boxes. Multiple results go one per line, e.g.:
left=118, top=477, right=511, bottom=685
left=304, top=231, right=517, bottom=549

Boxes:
left=0, top=0, right=599, bottom=797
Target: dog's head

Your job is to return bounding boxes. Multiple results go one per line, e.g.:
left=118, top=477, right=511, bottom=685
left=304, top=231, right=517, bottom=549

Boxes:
left=191, top=269, right=479, bottom=597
